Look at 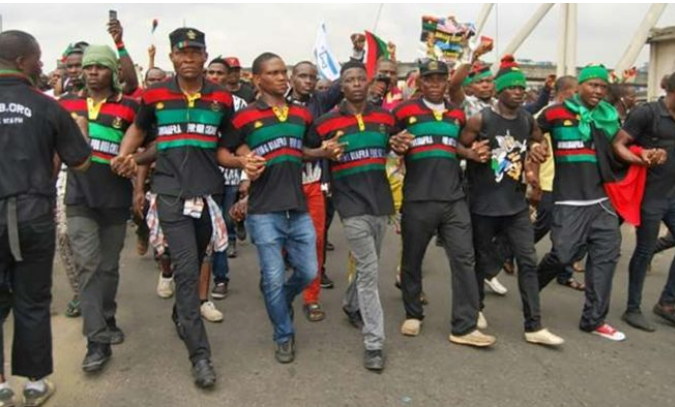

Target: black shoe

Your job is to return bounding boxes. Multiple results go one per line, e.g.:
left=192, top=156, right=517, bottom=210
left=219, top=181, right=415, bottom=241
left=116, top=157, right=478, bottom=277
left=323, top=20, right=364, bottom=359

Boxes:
left=653, top=302, right=675, bottom=325
left=235, top=222, right=247, bottom=241
left=192, top=359, right=216, bottom=389
left=211, top=282, right=229, bottom=300
left=275, top=338, right=295, bottom=364
left=82, top=341, right=112, bottom=372
left=622, top=310, right=656, bottom=332
left=342, top=306, right=363, bottom=329
left=171, top=308, right=185, bottom=340
left=226, top=245, right=237, bottom=259
left=320, top=270, right=334, bottom=289
left=109, top=325, right=125, bottom=345
left=326, top=241, right=335, bottom=251
left=364, top=349, right=384, bottom=372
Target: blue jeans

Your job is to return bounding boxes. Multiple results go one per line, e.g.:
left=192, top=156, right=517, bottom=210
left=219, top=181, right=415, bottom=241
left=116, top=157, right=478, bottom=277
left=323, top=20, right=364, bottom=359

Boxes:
left=247, top=211, right=317, bottom=344
left=628, top=197, right=675, bottom=312
left=212, top=186, right=238, bottom=284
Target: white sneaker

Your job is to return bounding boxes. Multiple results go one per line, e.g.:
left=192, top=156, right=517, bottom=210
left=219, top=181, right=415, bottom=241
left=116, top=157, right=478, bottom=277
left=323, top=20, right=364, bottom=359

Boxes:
left=200, top=301, right=224, bottom=323
left=525, top=328, right=565, bottom=346
left=485, top=277, right=508, bottom=295
left=449, top=329, right=496, bottom=347
left=477, top=311, right=488, bottom=330
left=157, top=274, right=174, bottom=299
left=401, top=319, right=422, bottom=336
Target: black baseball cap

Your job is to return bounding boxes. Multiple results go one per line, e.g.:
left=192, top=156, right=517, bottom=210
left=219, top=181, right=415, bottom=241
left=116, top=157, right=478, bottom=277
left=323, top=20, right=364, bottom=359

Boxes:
left=169, top=28, right=206, bottom=50
left=419, top=59, right=449, bottom=77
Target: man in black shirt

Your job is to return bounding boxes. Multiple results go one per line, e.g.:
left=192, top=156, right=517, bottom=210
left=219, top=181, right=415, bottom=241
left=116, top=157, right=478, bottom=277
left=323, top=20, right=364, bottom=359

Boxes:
left=390, top=59, right=495, bottom=348
left=0, top=30, right=91, bottom=407
left=60, top=44, right=140, bottom=374
left=114, top=27, right=234, bottom=389
left=460, top=57, right=564, bottom=346
left=223, top=57, right=256, bottom=103
left=219, top=52, right=342, bottom=365
left=614, top=72, right=675, bottom=331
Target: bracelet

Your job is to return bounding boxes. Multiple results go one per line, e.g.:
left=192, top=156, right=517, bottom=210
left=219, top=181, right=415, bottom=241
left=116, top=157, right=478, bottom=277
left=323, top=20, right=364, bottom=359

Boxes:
left=118, top=48, right=129, bottom=58
left=115, top=41, right=125, bottom=50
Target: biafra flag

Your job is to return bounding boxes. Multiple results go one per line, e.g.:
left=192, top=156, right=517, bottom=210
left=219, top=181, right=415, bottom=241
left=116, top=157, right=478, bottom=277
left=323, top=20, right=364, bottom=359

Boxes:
left=365, top=31, right=390, bottom=79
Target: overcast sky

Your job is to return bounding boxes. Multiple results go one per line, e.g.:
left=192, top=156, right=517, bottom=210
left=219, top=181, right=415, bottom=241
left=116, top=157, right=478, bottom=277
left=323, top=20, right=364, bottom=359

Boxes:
left=1, top=3, right=673, bottom=72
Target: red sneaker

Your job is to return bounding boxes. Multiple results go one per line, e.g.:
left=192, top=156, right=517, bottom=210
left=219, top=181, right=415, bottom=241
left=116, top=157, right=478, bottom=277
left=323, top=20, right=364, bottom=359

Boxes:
left=592, top=323, right=626, bottom=341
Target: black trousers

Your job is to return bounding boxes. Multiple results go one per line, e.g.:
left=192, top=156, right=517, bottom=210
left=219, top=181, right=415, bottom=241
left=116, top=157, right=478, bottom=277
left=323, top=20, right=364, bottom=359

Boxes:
left=156, top=195, right=213, bottom=365
left=537, top=202, right=621, bottom=331
left=0, top=214, right=54, bottom=379
left=472, top=210, right=542, bottom=332
left=401, top=200, right=479, bottom=336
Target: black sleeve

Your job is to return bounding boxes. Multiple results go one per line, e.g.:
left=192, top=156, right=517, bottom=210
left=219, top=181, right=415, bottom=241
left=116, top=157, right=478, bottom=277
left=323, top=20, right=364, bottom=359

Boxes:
left=622, top=103, right=652, bottom=143
left=305, top=120, right=322, bottom=149
left=391, top=105, right=405, bottom=134
left=218, top=100, right=235, bottom=136
left=536, top=108, right=551, bottom=134
left=219, top=116, right=245, bottom=151
left=52, top=102, right=91, bottom=167
left=134, top=97, right=156, bottom=132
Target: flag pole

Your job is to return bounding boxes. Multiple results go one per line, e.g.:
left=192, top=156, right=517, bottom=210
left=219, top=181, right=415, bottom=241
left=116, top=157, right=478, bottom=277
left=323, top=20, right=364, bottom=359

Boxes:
left=372, top=4, right=384, bottom=35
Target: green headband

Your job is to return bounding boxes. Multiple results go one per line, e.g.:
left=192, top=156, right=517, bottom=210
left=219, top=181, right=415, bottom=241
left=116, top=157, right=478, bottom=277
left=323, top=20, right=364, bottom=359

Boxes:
left=463, top=69, right=492, bottom=87
left=579, top=65, right=609, bottom=84
left=82, top=45, right=121, bottom=92
left=495, top=70, right=526, bottom=93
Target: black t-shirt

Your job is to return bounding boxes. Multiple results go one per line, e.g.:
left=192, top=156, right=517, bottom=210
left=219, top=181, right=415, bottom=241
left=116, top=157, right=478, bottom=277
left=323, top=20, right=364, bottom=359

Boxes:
left=0, top=73, right=91, bottom=223
left=232, top=82, right=256, bottom=104
left=60, top=93, right=138, bottom=209
left=135, top=77, right=234, bottom=199
left=537, top=102, right=607, bottom=203
left=308, top=102, right=395, bottom=218
left=467, top=107, right=531, bottom=216
left=393, top=99, right=466, bottom=203
left=623, top=99, right=675, bottom=205
left=222, top=100, right=314, bottom=214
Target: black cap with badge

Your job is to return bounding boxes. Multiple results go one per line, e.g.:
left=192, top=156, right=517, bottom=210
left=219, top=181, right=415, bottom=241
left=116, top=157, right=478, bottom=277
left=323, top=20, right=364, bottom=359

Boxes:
left=169, top=27, right=206, bottom=50
left=419, top=59, right=449, bottom=77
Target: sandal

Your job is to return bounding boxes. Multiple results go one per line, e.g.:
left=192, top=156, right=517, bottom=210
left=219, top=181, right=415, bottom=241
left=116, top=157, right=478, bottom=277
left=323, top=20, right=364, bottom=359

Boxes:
left=303, top=303, right=326, bottom=322
left=559, top=278, right=585, bottom=291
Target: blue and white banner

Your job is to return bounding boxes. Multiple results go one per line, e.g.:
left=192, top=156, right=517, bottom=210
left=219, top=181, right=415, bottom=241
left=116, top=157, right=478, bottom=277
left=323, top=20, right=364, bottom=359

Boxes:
left=313, top=22, right=341, bottom=81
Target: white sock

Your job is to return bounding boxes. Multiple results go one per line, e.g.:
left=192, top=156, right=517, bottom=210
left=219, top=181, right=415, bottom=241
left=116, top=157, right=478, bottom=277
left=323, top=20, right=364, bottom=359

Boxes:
left=0, top=382, right=10, bottom=391
left=25, top=379, right=45, bottom=392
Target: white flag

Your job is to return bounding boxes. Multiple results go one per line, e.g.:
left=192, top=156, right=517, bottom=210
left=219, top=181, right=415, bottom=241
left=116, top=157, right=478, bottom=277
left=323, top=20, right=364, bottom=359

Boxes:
left=313, top=22, right=341, bottom=81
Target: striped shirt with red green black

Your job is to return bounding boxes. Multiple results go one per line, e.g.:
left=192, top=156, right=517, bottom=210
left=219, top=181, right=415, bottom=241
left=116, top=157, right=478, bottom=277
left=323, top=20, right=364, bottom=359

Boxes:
left=538, top=103, right=606, bottom=202
left=140, top=81, right=233, bottom=151
left=222, top=100, right=313, bottom=214
left=392, top=99, right=467, bottom=202
left=230, top=103, right=312, bottom=168
left=310, top=103, right=395, bottom=218
left=541, top=104, right=598, bottom=164
left=60, top=93, right=138, bottom=165
left=394, top=99, right=465, bottom=161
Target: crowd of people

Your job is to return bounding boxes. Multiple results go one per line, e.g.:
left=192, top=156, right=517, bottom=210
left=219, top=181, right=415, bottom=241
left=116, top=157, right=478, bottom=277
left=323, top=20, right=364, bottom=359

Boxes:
left=1, top=16, right=675, bottom=406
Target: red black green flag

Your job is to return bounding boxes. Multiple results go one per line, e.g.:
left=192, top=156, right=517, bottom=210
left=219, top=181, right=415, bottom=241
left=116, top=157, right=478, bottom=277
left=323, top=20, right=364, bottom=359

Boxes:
left=365, top=31, right=390, bottom=79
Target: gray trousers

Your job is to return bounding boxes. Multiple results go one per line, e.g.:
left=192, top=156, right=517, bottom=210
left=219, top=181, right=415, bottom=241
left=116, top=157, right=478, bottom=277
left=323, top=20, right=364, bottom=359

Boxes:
left=68, top=211, right=126, bottom=344
left=342, top=215, right=387, bottom=351
left=537, top=202, right=621, bottom=331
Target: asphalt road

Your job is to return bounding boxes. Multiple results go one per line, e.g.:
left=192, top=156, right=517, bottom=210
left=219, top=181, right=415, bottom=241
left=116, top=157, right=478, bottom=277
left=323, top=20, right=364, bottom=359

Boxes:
left=4, top=222, right=675, bottom=407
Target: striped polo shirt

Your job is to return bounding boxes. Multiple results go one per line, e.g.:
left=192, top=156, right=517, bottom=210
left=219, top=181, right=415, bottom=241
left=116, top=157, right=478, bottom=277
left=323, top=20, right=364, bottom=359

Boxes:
left=310, top=102, right=395, bottom=218
left=222, top=100, right=314, bottom=214
left=393, top=98, right=466, bottom=202
left=135, top=77, right=234, bottom=198
left=60, top=92, right=138, bottom=209
left=537, top=102, right=606, bottom=202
